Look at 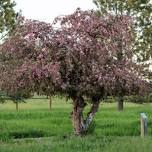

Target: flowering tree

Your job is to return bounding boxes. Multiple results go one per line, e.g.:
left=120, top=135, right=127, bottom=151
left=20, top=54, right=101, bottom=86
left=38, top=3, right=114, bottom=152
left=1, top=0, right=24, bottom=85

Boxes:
left=0, top=16, right=60, bottom=110
left=0, top=9, right=149, bottom=135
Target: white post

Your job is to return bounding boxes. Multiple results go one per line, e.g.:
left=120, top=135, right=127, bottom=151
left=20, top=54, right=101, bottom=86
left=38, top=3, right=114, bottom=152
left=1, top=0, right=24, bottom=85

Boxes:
left=140, top=113, right=147, bottom=137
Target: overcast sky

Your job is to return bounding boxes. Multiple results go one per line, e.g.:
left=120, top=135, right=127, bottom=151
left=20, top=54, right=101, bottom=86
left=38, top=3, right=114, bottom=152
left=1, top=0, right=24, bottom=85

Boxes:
left=15, top=0, right=96, bottom=23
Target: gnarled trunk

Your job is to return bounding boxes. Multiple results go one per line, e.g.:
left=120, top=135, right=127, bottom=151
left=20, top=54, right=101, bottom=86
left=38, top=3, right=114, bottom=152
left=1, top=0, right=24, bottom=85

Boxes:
left=84, top=99, right=100, bottom=131
left=72, top=96, right=100, bottom=135
left=117, top=96, right=123, bottom=111
left=72, top=96, right=86, bottom=135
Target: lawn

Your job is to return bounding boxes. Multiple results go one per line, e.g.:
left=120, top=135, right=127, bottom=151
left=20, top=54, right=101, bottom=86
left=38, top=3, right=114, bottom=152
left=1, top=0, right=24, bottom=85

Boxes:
left=0, top=97, right=152, bottom=152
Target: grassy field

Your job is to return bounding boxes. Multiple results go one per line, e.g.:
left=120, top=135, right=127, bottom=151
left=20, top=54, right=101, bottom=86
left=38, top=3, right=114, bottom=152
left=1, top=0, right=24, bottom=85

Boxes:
left=0, top=97, right=152, bottom=152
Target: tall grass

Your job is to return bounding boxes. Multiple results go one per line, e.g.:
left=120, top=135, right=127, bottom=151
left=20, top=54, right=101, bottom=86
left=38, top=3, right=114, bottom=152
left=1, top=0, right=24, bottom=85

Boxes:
left=0, top=97, right=152, bottom=152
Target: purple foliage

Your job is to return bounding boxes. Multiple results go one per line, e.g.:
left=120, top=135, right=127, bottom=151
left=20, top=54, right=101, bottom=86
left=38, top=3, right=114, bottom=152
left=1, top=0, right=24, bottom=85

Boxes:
left=0, top=9, right=149, bottom=100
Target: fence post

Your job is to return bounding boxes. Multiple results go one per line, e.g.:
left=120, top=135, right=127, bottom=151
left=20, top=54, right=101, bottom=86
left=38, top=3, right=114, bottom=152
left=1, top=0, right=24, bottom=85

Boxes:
left=140, top=113, right=147, bottom=137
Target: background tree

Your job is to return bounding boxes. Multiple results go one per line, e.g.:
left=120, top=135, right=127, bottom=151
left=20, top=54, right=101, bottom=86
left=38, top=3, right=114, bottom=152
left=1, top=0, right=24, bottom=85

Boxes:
left=93, top=0, right=152, bottom=110
left=0, top=16, right=59, bottom=110
left=93, top=0, right=152, bottom=62
left=0, top=9, right=149, bottom=135
left=0, top=0, right=16, bottom=40
left=0, top=0, right=17, bottom=107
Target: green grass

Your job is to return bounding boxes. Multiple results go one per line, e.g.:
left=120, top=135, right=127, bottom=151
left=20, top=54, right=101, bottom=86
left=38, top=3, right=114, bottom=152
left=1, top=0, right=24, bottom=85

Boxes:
left=0, top=97, right=152, bottom=152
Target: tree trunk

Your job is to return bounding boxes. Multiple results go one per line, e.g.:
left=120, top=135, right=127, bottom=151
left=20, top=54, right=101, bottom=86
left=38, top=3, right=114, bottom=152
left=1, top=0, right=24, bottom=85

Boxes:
left=117, top=96, right=123, bottom=111
left=72, top=96, right=86, bottom=135
left=49, top=95, right=52, bottom=110
left=15, top=102, right=18, bottom=111
left=72, top=96, right=100, bottom=135
left=84, top=100, right=100, bottom=131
